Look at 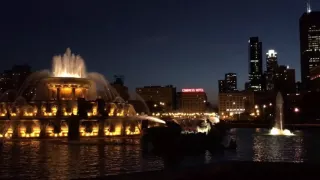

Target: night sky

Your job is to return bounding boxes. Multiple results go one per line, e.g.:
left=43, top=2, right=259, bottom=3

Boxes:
left=0, top=0, right=319, bottom=104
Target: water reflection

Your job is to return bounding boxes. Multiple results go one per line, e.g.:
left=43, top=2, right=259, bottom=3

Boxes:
left=0, top=129, right=319, bottom=179
left=252, top=135, right=304, bottom=162
left=0, top=139, right=163, bottom=179
left=228, top=128, right=306, bottom=163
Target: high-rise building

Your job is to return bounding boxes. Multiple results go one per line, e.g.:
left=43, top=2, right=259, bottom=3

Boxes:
left=225, top=73, right=237, bottom=92
left=0, top=65, right=32, bottom=101
left=265, top=50, right=278, bottom=91
left=218, top=91, right=255, bottom=120
left=0, top=65, right=31, bottom=91
left=309, top=66, right=320, bottom=91
left=136, top=85, right=176, bottom=112
left=177, top=88, right=207, bottom=113
left=245, top=82, right=250, bottom=91
left=0, top=70, right=13, bottom=93
left=248, top=37, right=263, bottom=91
left=11, top=65, right=31, bottom=89
left=299, top=3, right=320, bottom=91
left=218, top=80, right=226, bottom=93
left=218, top=73, right=237, bottom=93
left=296, top=81, right=302, bottom=93
left=274, top=65, right=296, bottom=94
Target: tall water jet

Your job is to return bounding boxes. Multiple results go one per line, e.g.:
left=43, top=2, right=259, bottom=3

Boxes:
left=275, top=92, right=284, bottom=130
left=52, top=48, right=87, bottom=78
left=269, top=92, right=294, bottom=136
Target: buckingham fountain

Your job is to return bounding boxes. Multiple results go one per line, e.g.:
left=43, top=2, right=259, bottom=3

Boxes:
left=0, top=48, right=165, bottom=139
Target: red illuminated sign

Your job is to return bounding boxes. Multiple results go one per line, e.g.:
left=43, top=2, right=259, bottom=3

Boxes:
left=182, top=88, right=204, bottom=93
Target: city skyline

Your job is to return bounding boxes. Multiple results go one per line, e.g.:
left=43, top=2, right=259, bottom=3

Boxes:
left=0, top=0, right=319, bottom=103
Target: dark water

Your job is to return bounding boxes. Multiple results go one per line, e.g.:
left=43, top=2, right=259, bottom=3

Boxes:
left=225, top=128, right=320, bottom=162
left=1, top=128, right=320, bottom=179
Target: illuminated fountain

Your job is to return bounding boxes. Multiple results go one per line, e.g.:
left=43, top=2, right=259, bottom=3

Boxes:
left=0, top=48, right=164, bottom=138
left=52, top=48, right=86, bottom=78
left=269, top=92, right=294, bottom=136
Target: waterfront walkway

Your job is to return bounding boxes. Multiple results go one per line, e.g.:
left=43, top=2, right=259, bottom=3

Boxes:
left=87, top=161, right=319, bottom=180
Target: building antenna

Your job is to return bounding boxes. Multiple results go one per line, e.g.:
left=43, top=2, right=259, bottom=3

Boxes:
left=307, top=0, right=312, bottom=13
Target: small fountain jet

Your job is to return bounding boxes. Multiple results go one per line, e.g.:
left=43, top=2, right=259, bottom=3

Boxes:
left=269, top=92, right=294, bottom=136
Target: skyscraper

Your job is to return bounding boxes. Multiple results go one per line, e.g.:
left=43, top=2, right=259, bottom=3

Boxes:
left=300, top=2, right=320, bottom=91
left=266, top=49, right=278, bottom=91
left=218, top=80, right=226, bottom=93
left=225, top=73, right=237, bottom=92
left=218, top=73, right=237, bottom=93
left=248, top=37, right=263, bottom=91
left=274, top=65, right=296, bottom=94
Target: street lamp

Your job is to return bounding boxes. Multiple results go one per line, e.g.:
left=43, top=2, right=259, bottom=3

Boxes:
left=294, top=107, right=299, bottom=113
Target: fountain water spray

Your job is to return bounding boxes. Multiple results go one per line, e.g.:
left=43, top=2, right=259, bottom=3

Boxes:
left=135, top=115, right=166, bottom=124
left=269, top=92, right=294, bottom=136
left=52, top=48, right=87, bottom=78
left=0, top=48, right=167, bottom=139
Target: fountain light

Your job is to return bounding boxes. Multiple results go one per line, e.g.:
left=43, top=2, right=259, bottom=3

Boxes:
left=270, top=127, right=294, bottom=136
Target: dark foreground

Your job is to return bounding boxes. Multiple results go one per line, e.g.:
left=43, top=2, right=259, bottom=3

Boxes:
left=84, top=162, right=319, bottom=180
